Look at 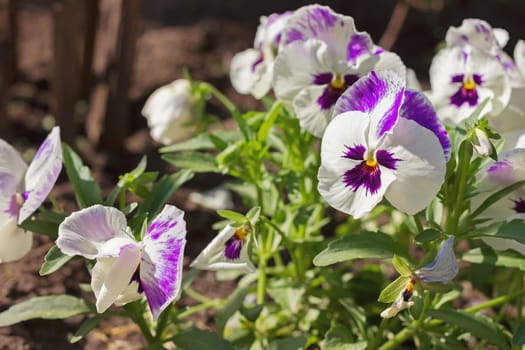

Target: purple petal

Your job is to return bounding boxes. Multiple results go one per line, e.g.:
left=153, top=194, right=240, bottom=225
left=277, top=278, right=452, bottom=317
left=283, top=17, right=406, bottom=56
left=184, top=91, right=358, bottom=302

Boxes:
left=57, top=205, right=131, bottom=259
left=334, top=71, right=405, bottom=140
left=141, top=205, right=187, bottom=320
left=283, top=5, right=338, bottom=45
left=414, top=237, right=458, bottom=283
left=317, top=86, right=343, bottom=110
left=347, top=32, right=373, bottom=62
left=19, top=127, right=62, bottom=224
left=224, top=236, right=244, bottom=260
left=400, top=90, right=451, bottom=160
left=313, top=72, right=333, bottom=85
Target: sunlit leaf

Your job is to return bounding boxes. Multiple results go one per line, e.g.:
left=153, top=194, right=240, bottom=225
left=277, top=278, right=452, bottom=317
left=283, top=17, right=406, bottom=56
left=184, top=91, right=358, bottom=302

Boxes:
left=39, top=245, right=73, bottom=276
left=378, top=276, right=410, bottom=303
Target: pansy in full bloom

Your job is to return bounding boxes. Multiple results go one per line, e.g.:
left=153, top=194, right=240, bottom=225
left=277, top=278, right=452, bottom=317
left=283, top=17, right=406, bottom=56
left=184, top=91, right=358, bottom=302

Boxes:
left=446, top=18, right=524, bottom=87
left=473, top=149, right=525, bottom=255
left=273, top=4, right=405, bottom=137
left=0, top=127, right=62, bottom=263
left=190, top=223, right=255, bottom=273
left=230, top=11, right=292, bottom=99
left=142, top=79, right=196, bottom=145
left=381, top=237, right=458, bottom=318
left=428, top=45, right=511, bottom=125
left=56, top=204, right=187, bottom=320
left=318, top=70, right=449, bottom=219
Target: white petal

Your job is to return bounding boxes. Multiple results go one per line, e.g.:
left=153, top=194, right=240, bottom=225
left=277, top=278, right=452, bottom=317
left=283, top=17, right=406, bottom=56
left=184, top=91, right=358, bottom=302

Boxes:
left=91, top=244, right=141, bottom=313
left=230, top=49, right=261, bottom=94
left=190, top=224, right=255, bottom=273
left=57, top=205, right=134, bottom=259
left=141, top=205, right=187, bottom=320
left=382, top=118, right=446, bottom=214
left=0, top=219, right=32, bottom=263
left=373, top=51, right=407, bottom=81
left=273, top=39, right=330, bottom=102
left=293, top=84, right=333, bottom=137
left=0, top=139, right=27, bottom=196
left=515, top=40, right=525, bottom=80
left=445, top=19, right=501, bottom=53
left=114, top=281, right=142, bottom=306
left=20, top=127, right=62, bottom=223
left=414, top=237, right=458, bottom=283
left=142, top=79, right=195, bottom=145
left=406, top=68, right=422, bottom=91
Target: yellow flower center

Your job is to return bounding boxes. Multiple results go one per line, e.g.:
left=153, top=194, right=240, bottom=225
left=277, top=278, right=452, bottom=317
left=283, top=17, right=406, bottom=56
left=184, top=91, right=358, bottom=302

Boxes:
left=330, top=74, right=345, bottom=90
left=365, top=157, right=377, bottom=168
left=234, top=227, right=249, bottom=241
left=463, top=77, right=476, bottom=91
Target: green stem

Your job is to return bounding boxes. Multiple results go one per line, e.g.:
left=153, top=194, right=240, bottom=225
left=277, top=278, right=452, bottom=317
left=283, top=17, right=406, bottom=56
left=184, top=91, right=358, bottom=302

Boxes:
left=447, top=142, right=471, bottom=236
left=185, top=287, right=212, bottom=304
left=412, top=213, right=424, bottom=234
left=177, top=300, right=219, bottom=319
left=200, top=82, right=239, bottom=116
left=257, top=257, right=267, bottom=304
left=124, top=304, right=155, bottom=344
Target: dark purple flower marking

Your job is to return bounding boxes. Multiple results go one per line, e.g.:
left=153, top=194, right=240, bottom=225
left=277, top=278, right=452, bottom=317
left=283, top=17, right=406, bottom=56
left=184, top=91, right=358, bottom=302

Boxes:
left=224, top=227, right=249, bottom=260
left=512, top=198, right=525, bottom=213
left=313, top=72, right=359, bottom=110
left=130, top=267, right=144, bottom=293
left=347, top=33, right=371, bottom=63
left=342, top=145, right=399, bottom=195
left=450, top=73, right=483, bottom=107
left=251, top=54, right=264, bottom=72
left=148, top=219, right=178, bottom=240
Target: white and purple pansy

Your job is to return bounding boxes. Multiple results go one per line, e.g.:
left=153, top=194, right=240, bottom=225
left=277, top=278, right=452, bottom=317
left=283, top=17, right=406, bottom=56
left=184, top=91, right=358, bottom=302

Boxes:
left=56, top=204, right=187, bottom=320
left=446, top=18, right=523, bottom=87
left=190, top=224, right=255, bottom=273
left=473, top=149, right=525, bottom=255
left=318, top=70, right=449, bottom=219
left=230, top=11, right=292, bottom=99
left=0, top=127, right=62, bottom=263
left=273, top=4, right=406, bottom=137
left=515, top=40, right=525, bottom=80
left=429, top=46, right=511, bottom=125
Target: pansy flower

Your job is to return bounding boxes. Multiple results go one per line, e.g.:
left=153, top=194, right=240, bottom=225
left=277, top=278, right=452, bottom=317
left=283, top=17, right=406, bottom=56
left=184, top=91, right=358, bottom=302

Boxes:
left=428, top=46, right=511, bottom=125
left=382, top=237, right=458, bottom=318
left=318, top=70, right=449, bottom=219
left=142, top=79, right=196, bottom=145
left=230, top=11, right=292, bottom=99
left=0, top=127, right=62, bottom=262
left=473, top=149, right=525, bottom=255
left=446, top=18, right=524, bottom=87
left=190, top=224, right=255, bottom=273
left=273, top=4, right=406, bottom=137
left=56, top=204, right=187, bottom=320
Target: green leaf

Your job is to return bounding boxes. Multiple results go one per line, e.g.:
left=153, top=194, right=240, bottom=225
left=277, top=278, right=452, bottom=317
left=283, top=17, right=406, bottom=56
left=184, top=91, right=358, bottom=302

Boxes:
left=378, top=276, right=410, bottom=303
left=427, top=309, right=510, bottom=350
left=392, top=255, right=412, bottom=276
left=512, top=320, right=525, bottom=346
left=62, top=143, right=103, bottom=208
left=69, top=313, right=107, bottom=343
left=216, top=285, right=249, bottom=335
left=162, top=152, right=218, bottom=173
left=172, top=330, right=233, bottom=350
left=239, top=304, right=263, bottom=322
left=462, top=248, right=525, bottom=271
left=39, top=245, right=73, bottom=276
left=216, top=210, right=247, bottom=223
left=159, top=133, right=214, bottom=153
left=313, top=231, right=410, bottom=266
left=415, top=229, right=441, bottom=243
left=0, top=295, right=93, bottom=326
left=257, top=101, right=283, bottom=142
left=323, top=324, right=366, bottom=350
left=137, top=169, right=194, bottom=219
left=19, top=219, right=59, bottom=238
left=268, top=336, right=307, bottom=350
left=471, top=180, right=525, bottom=219
left=474, top=220, right=525, bottom=245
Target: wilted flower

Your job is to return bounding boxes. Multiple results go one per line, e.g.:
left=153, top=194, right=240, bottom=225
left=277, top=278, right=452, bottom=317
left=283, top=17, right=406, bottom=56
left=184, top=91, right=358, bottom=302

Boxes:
left=273, top=4, right=405, bottom=137
left=428, top=46, right=511, bottom=125
left=190, top=224, right=255, bottom=273
left=142, top=79, right=196, bottom=145
left=0, top=127, right=62, bottom=263
left=414, top=237, right=459, bottom=283
left=473, top=149, right=525, bottom=254
left=230, top=11, right=292, bottom=99
left=380, top=277, right=416, bottom=319
left=318, top=70, right=449, bottom=218
left=471, top=128, right=493, bottom=157
left=381, top=237, right=458, bottom=318
left=56, top=204, right=187, bottom=320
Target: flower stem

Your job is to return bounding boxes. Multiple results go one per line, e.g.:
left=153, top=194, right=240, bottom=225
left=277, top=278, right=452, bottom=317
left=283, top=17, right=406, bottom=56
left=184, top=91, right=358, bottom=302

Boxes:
left=447, top=141, right=472, bottom=236
left=200, top=82, right=239, bottom=116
